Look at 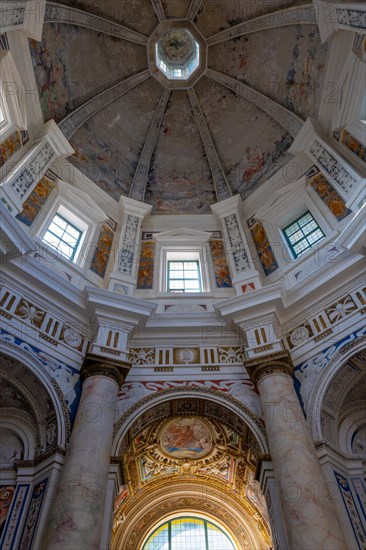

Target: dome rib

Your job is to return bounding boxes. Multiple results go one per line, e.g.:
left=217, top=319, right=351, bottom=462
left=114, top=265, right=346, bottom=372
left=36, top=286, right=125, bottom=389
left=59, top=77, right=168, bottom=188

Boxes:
left=187, top=88, right=232, bottom=201
left=206, top=69, right=303, bottom=138
left=151, top=0, right=166, bottom=22
left=59, top=72, right=151, bottom=140
left=186, top=0, right=203, bottom=21
left=206, top=3, right=316, bottom=45
left=44, top=2, right=148, bottom=45
left=129, top=88, right=171, bottom=202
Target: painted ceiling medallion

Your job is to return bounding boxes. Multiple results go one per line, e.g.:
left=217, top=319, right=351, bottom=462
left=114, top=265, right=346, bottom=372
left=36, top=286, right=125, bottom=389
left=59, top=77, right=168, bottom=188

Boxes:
left=160, top=417, right=213, bottom=458
left=148, top=20, right=207, bottom=89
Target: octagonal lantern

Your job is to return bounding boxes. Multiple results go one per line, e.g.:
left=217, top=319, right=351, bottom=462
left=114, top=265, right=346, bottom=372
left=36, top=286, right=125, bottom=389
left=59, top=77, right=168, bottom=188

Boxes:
left=148, top=20, right=207, bottom=89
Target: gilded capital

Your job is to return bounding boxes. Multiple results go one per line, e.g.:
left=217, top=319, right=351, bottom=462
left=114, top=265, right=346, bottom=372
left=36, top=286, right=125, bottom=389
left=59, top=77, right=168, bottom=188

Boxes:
left=245, top=350, right=294, bottom=387
left=81, top=354, right=131, bottom=386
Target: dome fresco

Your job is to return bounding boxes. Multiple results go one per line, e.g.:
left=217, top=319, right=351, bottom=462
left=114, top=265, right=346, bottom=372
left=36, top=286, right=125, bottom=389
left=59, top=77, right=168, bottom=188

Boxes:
left=29, top=0, right=328, bottom=214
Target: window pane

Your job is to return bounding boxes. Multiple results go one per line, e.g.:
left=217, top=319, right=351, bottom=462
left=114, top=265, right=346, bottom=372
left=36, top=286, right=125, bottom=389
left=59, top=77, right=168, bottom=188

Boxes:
left=53, top=215, right=68, bottom=230
left=42, top=212, right=82, bottom=261
left=171, top=519, right=205, bottom=550
left=144, top=524, right=169, bottom=550
left=168, top=260, right=201, bottom=293
left=184, top=280, right=200, bottom=290
left=47, top=223, right=65, bottom=238
left=283, top=211, right=324, bottom=259
left=170, top=271, right=184, bottom=279
left=207, top=522, right=235, bottom=550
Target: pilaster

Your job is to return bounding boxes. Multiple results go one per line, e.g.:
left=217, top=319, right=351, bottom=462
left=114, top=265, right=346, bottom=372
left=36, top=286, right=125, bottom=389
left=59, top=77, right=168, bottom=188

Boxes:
left=211, top=195, right=262, bottom=295
left=107, top=196, right=152, bottom=295
left=0, top=1, right=46, bottom=41
left=0, top=120, right=73, bottom=213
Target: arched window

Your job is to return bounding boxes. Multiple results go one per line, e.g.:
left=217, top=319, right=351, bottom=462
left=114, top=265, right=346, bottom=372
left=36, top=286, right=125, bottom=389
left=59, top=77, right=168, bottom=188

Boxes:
left=142, top=516, right=237, bottom=550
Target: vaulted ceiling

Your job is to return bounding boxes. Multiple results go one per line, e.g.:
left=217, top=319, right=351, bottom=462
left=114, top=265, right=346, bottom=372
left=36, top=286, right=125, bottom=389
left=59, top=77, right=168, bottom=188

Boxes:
left=29, top=0, right=328, bottom=214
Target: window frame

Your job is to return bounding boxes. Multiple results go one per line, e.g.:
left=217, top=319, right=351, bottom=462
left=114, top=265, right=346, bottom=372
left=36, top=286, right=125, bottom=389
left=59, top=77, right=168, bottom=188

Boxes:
left=142, top=515, right=237, bottom=550
left=37, top=201, right=91, bottom=266
left=167, top=259, right=202, bottom=293
left=282, top=210, right=325, bottom=259
left=42, top=212, right=84, bottom=262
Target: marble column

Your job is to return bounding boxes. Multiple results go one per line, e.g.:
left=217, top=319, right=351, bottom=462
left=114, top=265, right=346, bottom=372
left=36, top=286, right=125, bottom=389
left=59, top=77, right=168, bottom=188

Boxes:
left=45, top=356, right=129, bottom=550
left=246, top=351, right=346, bottom=550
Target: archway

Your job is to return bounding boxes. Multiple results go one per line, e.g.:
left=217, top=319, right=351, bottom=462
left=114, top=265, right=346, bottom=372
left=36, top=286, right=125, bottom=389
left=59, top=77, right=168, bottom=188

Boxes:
left=112, top=392, right=271, bottom=549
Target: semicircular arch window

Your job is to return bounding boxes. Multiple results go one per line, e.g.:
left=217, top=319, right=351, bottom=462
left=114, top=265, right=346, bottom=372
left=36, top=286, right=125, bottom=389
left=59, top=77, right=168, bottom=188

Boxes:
left=142, top=516, right=237, bottom=550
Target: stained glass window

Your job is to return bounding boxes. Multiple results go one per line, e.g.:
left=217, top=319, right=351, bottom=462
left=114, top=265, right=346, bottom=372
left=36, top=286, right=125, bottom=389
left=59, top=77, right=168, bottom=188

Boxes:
left=283, top=211, right=325, bottom=258
left=142, top=517, right=236, bottom=550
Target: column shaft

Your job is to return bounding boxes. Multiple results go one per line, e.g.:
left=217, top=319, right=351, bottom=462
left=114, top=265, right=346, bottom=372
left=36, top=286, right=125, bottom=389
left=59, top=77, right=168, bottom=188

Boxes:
left=46, top=373, right=119, bottom=549
left=258, top=370, right=346, bottom=550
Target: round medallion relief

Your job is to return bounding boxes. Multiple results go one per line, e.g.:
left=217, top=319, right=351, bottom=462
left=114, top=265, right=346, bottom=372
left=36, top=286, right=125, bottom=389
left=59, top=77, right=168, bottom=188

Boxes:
left=160, top=417, right=213, bottom=459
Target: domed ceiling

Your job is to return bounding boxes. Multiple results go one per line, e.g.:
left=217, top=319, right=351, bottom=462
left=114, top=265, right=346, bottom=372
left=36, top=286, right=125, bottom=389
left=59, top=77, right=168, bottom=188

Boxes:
left=29, top=0, right=328, bottom=214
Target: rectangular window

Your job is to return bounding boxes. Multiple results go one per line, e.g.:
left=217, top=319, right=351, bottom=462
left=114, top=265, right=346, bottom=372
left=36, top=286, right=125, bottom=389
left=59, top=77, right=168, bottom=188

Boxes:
left=283, top=211, right=325, bottom=258
left=42, top=213, right=83, bottom=261
left=167, top=260, right=201, bottom=293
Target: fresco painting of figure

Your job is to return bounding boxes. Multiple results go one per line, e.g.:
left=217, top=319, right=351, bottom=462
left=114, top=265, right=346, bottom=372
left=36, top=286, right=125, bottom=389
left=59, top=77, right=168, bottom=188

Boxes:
left=160, top=417, right=212, bottom=458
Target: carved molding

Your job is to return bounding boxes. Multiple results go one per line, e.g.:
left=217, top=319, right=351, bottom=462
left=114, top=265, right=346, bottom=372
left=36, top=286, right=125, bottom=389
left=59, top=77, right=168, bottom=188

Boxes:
left=45, top=2, right=148, bottom=44
left=245, top=351, right=294, bottom=386
left=187, top=0, right=203, bottom=20
left=59, top=71, right=150, bottom=139
left=150, top=0, right=165, bottom=21
left=187, top=88, right=232, bottom=201
left=207, top=4, right=316, bottom=45
left=81, top=354, right=131, bottom=386
left=206, top=68, right=303, bottom=137
left=129, top=88, right=171, bottom=201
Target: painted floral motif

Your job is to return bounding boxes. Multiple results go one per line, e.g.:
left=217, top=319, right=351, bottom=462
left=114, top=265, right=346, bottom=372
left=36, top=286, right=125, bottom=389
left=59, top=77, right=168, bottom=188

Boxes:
left=19, top=480, right=48, bottom=550
left=334, top=472, right=366, bottom=549
left=209, top=239, right=232, bottom=288
left=90, top=224, right=114, bottom=278
left=250, top=220, right=278, bottom=276
left=0, top=131, right=22, bottom=167
left=16, top=175, right=55, bottom=227
left=0, top=486, right=15, bottom=533
left=309, top=171, right=352, bottom=222
left=340, top=129, right=366, bottom=164
left=137, top=241, right=155, bottom=289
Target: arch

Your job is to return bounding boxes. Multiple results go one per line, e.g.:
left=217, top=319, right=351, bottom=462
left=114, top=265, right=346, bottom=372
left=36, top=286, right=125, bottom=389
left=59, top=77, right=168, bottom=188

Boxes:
left=112, top=480, right=270, bottom=550
left=339, top=407, right=366, bottom=455
left=0, top=411, right=37, bottom=461
left=307, top=335, right=366, bottom=442
left=0, top=342, right=71, bottom=448
left=112, top=386, right=268, bottom=456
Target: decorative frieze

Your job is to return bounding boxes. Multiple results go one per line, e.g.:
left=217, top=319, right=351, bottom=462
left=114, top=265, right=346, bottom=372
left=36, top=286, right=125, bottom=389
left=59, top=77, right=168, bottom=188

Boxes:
left=10, top=142, right=55, bottom=201
left=0, top=284, right=88, bottom=354
left=224, top=214, right=250, bottom=272
left=128, top=345, right=246, bottom=367
left=286, top=285, right=366, bottom=349
left=334, top=472, right=366, bottom=548
left=309, top=140, right=358, bottom=196
left=336, top=8, right=366, bottom=29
